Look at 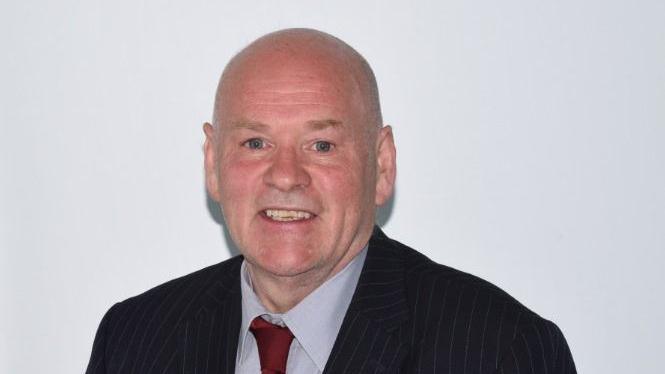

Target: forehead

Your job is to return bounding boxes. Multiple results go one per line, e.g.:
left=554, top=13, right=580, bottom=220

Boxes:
left=217, top=52, right=365, bottom=127
left=240, top=76, right=345, bottom=106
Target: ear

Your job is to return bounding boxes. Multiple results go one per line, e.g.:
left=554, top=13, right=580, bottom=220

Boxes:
left=203, top=122, right=221, bottom=202
left=374, top=125, right=396, bottom=206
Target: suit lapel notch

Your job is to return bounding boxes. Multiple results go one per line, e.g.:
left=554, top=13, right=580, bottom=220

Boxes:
left=351, top=227, right=409, bottom=330
left=323, top=227, right=411, bottom=373
left=180, top=257, right=243, bottom=374
left=331, top=309, right=410, bottom=373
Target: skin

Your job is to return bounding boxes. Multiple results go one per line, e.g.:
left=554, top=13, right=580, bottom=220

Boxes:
left=203, top=29, right=396, bottom=313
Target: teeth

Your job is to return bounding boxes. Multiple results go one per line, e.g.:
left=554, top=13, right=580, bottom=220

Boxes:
left=265, top=209, right=312, bottom=221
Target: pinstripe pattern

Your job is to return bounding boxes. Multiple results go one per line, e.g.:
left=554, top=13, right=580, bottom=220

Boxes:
left=86, top=227, right=575, bottom=373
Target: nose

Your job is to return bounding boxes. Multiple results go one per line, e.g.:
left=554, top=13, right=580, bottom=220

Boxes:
left=263, top=146, right=311, bottom=191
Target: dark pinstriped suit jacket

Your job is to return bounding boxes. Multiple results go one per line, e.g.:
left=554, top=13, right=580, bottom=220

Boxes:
left=86, top=227, right=576, bottom=373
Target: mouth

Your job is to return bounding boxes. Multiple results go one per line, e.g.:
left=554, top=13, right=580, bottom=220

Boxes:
left=262, top=208, right=316, bottom=222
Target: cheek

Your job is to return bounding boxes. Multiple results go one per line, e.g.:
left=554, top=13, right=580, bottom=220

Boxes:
left=220, top=155, right=259, bottom=189
left=314, top=160, right=373, bottom=210
left=218, top=160, right=263, bottom=214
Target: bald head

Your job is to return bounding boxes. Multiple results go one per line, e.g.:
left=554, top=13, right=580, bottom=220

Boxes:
left=212, top=28, right=382, bottom=132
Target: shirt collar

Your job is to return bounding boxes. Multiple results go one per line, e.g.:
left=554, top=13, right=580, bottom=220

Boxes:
left=238, top=246, right=367, bottom=371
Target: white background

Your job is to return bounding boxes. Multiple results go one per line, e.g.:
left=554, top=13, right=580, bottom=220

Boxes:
left=2, top=1, right=664, bottom=373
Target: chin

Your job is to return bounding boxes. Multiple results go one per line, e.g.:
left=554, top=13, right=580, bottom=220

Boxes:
left=250, top=246, right=320, bottom=277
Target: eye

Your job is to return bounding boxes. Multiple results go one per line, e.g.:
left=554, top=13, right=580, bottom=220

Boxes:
left=243, top=138, right=265, bottom=150
left=313, top=140, right=334, bottom=153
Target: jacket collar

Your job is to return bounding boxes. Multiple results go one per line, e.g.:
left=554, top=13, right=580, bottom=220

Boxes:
left=180, top=256, right=243, bottom=374
left=183, top=226, right=411, bottom=373
left=323, top=226, right=411, bottom=373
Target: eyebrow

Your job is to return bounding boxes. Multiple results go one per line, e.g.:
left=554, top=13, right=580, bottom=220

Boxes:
left=229, top=120, right=270, bottom=131
left=229, top=119, right=344, bottom=131
left=306, top=119, right=344, bottom=130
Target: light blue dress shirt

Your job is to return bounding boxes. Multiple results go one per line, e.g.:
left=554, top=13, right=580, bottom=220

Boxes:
left=235, top=247, right=368, bottom=374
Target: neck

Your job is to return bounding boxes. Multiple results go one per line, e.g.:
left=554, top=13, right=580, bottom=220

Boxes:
left=247, top=267, right=321, bottom=313
left=246, top=248, right=364, bottom=313
left=246, top=223, right=375, bottom=313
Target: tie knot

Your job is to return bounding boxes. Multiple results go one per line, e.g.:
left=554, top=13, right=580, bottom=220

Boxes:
left=250, top=317, right=295, bottom=374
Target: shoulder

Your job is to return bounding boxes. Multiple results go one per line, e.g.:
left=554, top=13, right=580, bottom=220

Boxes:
left=113, top=256, right=240, bottom=310
left=86, top=256, right=243, bottom=373
left=372, top=230, right=575, bottom=372
left=372, top=230, right=529, bottom=316
left=97, top=256, right=242, bottom=352
left=104, top=255, right=243, bottom=326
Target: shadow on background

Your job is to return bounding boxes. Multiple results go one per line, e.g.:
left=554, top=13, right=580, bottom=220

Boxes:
left=206, top=193, right=241, bottom=257
left=205, top=184, right=396, bottom=258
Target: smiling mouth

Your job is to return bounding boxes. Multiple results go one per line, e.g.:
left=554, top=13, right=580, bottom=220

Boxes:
left=263, top=209, right=314, bottom=222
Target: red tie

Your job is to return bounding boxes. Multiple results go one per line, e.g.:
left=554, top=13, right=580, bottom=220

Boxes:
left=249, top=317, right=295, bottom=374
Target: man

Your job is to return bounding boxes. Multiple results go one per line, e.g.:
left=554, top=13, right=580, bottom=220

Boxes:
left=86, top=28, right=576, bottom=373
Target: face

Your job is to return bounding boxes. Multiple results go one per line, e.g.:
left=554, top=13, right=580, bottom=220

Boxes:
left=204, top=52, right=395, bottom=282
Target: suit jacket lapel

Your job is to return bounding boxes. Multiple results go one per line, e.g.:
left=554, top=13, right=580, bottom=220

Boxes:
left=178, top=227, right=411, bottom=374
left=180, top=257, right=243, bottom=374
left=324, top=227, right=411, bottom=373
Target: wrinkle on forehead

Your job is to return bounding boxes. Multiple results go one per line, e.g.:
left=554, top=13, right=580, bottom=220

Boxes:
left=238, top=88, right=348, bottom=110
